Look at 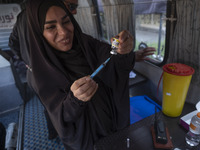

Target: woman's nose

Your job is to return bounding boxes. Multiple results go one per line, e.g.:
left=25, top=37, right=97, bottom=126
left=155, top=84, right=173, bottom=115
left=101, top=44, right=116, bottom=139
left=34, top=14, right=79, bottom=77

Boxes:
left=57, top=25, right=68, bottom=35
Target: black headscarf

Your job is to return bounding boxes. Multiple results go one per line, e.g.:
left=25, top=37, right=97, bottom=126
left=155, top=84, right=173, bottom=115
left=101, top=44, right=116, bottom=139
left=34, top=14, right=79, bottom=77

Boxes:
left=25, top=0, right=89, bottom=108
left=26, top=0, right=85, bottom=84
left=38, top=1, right=61, bottom=32
left=27, top=0, right=82, bottom=36
left=31, top=0, right=92, bottom=81
left=25, top=1, right=93, bottom=148
left=25, top=1, right=133, bottom=149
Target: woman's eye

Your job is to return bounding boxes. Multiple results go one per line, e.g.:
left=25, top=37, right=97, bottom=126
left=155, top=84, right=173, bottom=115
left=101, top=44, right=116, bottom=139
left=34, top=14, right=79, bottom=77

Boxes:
left=63, top=20, right=71, bottom=24
left=45, top=25, right=56, bottom=30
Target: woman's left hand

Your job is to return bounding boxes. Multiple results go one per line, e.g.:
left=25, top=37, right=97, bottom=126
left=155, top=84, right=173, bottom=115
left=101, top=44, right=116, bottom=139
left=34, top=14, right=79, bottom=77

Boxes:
left=135, top=47, right=156, bottom=62
left=111, top=30, right=134, bottom=55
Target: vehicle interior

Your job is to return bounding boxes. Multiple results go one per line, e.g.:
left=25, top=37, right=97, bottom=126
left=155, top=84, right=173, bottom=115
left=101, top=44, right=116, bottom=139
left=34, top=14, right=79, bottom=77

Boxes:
left=0, top=0, right=200, bottom=150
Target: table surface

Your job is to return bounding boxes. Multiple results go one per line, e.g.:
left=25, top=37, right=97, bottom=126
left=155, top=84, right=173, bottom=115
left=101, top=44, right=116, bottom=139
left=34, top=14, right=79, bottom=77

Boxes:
left=94, top=102, right=199, bottom=150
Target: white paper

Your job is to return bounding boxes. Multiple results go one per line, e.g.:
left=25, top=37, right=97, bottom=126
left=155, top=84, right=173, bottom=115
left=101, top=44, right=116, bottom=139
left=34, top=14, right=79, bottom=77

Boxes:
left=129, top=71, right=136, bottom=78
left=196, top=101, right=200, bottom=111
left=180, top=110, right=198, bottom=125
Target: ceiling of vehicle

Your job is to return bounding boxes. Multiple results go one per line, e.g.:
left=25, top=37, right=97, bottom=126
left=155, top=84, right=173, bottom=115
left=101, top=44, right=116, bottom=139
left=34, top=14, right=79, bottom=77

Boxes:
left=0, top=0, right=23, bottom=4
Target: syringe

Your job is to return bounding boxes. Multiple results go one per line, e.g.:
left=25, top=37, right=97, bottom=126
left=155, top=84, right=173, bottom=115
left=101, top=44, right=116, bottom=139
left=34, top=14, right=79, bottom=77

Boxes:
left=90, top=56, right=112, bottom=79
left=90, top=37, right=119, bottom=79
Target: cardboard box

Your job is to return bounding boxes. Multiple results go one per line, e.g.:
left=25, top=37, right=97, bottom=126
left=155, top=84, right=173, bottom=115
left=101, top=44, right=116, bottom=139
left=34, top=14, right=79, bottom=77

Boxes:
left=179, top=101, right=200, bottom=130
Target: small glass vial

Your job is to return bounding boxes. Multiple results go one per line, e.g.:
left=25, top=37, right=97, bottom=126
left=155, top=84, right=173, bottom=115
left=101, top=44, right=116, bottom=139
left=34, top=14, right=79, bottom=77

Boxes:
left=185, top=112, right=200, bottom=147
left=110, top=37, right=119, bottom=55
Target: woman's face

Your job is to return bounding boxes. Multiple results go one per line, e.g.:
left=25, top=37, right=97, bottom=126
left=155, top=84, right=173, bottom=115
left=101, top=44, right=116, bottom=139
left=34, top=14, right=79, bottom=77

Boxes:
left=43, top=6, right=74, bottom=52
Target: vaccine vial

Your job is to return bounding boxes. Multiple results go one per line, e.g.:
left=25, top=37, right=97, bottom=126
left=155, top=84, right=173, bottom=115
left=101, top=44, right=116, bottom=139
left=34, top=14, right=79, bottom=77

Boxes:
left=110, top=37, right=119, bottom=55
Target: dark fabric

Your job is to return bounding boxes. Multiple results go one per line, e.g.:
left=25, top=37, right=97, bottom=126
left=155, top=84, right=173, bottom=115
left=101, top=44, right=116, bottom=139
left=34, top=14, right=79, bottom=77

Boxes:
left=9, top=9, right=30, bottom=65
left=44, top=110, right=58, bottom=140
left=54, top=44, right=114, bottom=133
left=90, top=78, right=114, bottom=134
left=38, top=1, right=63, bottom=32
left=8, top=10, right=29, bottom=85
left=0, top=122, right=6, bottom=150
left=53, top=39, right=92, bottom=82
left=25, top=0, right=135, bottom=149
left=54, top=44, right=115, bottom=135
left=8, top=8, right=57, bottom=140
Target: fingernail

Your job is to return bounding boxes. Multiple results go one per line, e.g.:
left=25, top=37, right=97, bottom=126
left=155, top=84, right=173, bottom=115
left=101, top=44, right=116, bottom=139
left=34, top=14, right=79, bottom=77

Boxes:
left=86, top=77, right=91, bottom=81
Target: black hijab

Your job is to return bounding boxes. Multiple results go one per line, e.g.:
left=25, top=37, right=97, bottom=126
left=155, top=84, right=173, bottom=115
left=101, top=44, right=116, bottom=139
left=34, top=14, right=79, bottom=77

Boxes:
left=25, top=1, right=132, bottom=149
left=36, top=0, right=92, bottom=81
left=26, top=0, right=87, bottom=85
left=38, top=1, right=61, bottom=32
left=27, top=0, right=91, bottom=82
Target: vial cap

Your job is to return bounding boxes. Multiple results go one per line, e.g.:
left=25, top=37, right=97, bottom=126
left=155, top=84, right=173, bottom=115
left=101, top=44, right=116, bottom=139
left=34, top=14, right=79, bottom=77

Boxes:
left=197, top=112, right=200, bottom=118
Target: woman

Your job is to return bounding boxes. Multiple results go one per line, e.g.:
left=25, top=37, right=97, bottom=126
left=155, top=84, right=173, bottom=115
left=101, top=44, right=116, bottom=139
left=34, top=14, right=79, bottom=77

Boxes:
left=26, top=0, right=135, bottom=149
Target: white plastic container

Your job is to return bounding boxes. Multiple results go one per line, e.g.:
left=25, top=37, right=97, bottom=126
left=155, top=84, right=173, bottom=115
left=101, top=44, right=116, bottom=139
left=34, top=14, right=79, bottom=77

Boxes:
left=180, top=101, right=200, bottom=130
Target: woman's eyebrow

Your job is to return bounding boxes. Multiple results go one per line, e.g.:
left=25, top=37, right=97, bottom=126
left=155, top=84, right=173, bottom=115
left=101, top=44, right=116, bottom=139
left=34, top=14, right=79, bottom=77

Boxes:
left=44, top=15, right=68, bottom=24
left=45, top=20, right=57, bottom=24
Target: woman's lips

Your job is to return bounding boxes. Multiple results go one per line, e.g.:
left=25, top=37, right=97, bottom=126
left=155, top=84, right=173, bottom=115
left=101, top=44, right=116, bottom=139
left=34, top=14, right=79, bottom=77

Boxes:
left=59, top=38, right=70, bottom=45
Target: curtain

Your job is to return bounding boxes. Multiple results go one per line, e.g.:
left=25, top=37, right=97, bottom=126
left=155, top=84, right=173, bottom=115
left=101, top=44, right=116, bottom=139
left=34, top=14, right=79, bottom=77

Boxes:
left=168, top=0, right=200, bottom=103
left=101, top=0, right=135, bottom=44
left=74, top=0, right=99, bottom=39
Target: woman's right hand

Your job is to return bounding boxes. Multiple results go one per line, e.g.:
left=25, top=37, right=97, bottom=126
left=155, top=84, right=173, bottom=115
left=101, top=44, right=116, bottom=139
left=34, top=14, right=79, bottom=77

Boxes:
left=70, top=76, right=98, bottom=102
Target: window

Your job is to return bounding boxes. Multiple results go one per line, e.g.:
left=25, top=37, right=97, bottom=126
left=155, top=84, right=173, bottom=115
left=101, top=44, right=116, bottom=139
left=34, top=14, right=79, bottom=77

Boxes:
left=134, top=0, right=168, bottom=65
left=95, top=0, right=173, bottom=66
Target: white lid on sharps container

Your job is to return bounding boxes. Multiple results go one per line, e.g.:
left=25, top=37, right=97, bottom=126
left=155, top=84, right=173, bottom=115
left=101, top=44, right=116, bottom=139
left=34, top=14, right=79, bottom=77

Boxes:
left=196, top=101, right=200, bottom=112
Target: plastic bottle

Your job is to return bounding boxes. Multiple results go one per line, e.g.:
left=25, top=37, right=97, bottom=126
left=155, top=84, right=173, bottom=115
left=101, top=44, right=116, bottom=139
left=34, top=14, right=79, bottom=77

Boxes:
left=185, top=112, right=200, bottom=146
left=5, top=123, right=18, bottom=150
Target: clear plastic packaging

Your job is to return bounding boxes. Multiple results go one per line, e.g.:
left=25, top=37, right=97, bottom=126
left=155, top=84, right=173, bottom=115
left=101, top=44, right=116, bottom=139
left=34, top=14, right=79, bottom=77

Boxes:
left=185, top=112, right=200, bottom=146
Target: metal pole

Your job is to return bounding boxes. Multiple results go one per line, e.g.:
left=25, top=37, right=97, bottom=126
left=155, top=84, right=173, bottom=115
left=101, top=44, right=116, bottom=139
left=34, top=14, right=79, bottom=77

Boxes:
left=92, top=0, right=103, bottom=39
left=157, top=13, right=163, bottom=56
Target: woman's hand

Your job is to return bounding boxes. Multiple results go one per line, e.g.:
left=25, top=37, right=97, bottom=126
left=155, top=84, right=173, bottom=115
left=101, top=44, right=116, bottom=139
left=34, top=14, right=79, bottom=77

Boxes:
left=70, top=76, right=98, bottom=102
left=135, top=47, right=156, bottom=62
left=111, top=30, right=134, bottom=55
